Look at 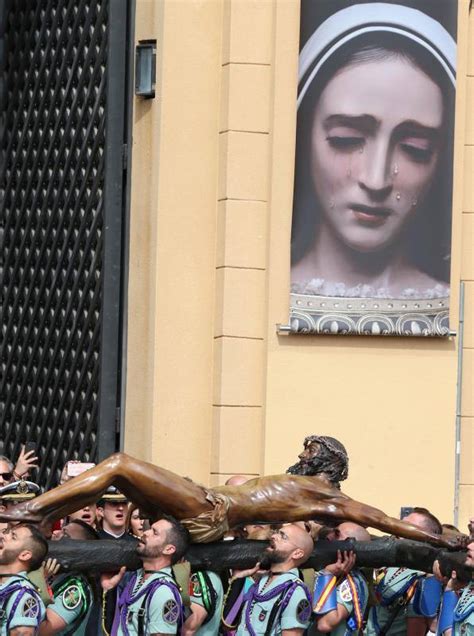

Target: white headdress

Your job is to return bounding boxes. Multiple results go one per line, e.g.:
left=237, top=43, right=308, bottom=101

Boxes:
left=298, top=2, right=456, bottom=109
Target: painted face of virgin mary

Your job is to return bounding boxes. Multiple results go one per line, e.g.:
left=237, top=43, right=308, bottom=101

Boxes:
left=310, top=54, right=443, bottom=253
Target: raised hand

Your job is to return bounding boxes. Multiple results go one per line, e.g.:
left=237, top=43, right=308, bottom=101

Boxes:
left=445, top=570, right=464, bottom=592
left=231, top=562, right=266, bottom=581
left=13, top=446, right=39, bottom=479
left=101, top=566, right=127, bottom=591
left=323, top=550, right=356, bottom=577
left=43, top=557, right=61, bottom=578
left=432, top=559, right=447, bottom=583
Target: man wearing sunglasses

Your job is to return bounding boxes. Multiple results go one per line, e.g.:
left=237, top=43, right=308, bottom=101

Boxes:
left=0, top=447, right=39, bottom=487
left=0, top=457, right=14, bottom=488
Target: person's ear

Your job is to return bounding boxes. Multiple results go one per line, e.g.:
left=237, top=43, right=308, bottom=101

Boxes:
left=0, top=505, right=5, bottom=512
left=18, top=549, right=33, bottom=565
left=292, top=547, right=304, bottom=562
left=163, top=544, right=177, bottom=557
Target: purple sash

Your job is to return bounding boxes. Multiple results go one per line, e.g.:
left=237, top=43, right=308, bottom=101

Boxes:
left=112, top=571, right=184, bottom=636
left=243, top=577, right=311, bottom=636
left=0, top=580, right=43, bottom=633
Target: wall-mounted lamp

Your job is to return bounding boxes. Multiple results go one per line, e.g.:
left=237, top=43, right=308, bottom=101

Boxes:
left=135, top=40, right=156, bottom=99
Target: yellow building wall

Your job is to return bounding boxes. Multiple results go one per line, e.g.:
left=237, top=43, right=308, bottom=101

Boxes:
left=124, top=0, right=223, bottom=482
left=125, top=0, right=473, bottom=530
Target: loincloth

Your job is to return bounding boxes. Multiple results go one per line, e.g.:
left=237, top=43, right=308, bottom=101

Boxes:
left=181, top=489, right=230, bottom=543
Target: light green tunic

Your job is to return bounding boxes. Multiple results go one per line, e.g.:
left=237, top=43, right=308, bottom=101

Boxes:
left=189, top=571, right=224, bottom=636
left=48, top=573, right=93, bottom=636
left=236, top=569, right=311, bottom=636
left=116, top=567, right=180, bottom=636
left=365, top=567, right=422, bottom=636
left=0, top=572, right=46, bottom=635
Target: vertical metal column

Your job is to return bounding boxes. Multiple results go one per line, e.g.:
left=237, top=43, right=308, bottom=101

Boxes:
left=98, top=0, right=130, bottom=460
left=453, top=281, right=465, bottom=526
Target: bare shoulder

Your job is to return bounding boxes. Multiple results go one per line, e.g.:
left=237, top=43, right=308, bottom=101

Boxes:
left=221, top=473, right=348, bottom=497
left=290, top=474, right=349, bottom=498
left=215, top=473, right=294, bottom=494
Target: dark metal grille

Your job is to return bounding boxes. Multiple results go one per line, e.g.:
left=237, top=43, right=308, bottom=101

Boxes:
left=0, top=0, right=115, bottom=488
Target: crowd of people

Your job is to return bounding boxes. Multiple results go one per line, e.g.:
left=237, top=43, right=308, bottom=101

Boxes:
left=0, top=438, right=472, bottom=636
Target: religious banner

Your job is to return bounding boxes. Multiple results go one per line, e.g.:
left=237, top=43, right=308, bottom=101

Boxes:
left=289, top=0, right=457, bottom=336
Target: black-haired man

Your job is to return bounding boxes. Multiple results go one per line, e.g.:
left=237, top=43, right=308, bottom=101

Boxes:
left=102, top=515, right=189, bottom=635
left=0, top=523, right=47, bottom=635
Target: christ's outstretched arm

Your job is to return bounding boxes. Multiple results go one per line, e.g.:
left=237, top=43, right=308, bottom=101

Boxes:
left=0, top=453, right=213, bottom=524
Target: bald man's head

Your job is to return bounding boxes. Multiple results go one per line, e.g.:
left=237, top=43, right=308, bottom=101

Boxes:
left=261, top=523, right=314, bottom=570
left=285, top=523, right=314, bottom=564
left=224, top=475, right=249, bottom=487
left=336, top=522, right=371, bottom=542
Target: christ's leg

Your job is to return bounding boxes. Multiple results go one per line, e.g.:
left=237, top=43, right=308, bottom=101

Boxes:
left=0, top=453, right=213, bottom=524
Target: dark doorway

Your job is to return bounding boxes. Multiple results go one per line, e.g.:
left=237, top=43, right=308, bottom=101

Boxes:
left=0, top=0, right=131, bottom=488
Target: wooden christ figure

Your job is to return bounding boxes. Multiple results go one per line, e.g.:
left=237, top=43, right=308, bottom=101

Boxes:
left=0, top=438, right=459, bottom=549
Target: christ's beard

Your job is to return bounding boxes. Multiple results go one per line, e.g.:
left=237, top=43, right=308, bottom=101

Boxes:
left=286, top=459, right=316, bottom=476
left=259, top=548, right=287, bottom=570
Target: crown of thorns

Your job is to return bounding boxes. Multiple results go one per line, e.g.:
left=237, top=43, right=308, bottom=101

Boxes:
left=304, top=435, right=348, bottom=465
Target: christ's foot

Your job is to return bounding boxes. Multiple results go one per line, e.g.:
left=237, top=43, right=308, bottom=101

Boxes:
left=442, top=533, right=470, bottom=550
left=0, top=503, right=43, bottom=524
